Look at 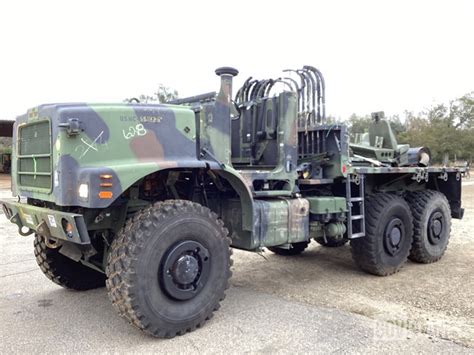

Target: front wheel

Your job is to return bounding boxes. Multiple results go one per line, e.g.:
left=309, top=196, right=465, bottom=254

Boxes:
left=106, top=200, right=232, bottom=338
left=351, top=193, right=413, bottom=276
left=34, top=234, right=106, bottom=290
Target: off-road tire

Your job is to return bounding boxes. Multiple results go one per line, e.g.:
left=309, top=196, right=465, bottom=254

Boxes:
left=267, top=241, right=309, bottom=256
left=106, top=200, right=232, bottom=338
left=405, top=190, right=451, bottom=263
left=315, top=237, right=348, bottom=248
left=351, top=193, right=413, bottom=276
left=34, top=234, right=106, bottom=290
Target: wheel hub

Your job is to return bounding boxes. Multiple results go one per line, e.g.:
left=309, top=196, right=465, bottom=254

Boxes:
left=428, top=211, right=444, bottom=245
left=160, top=240, right=210, bottom=301
left=390, top=227, right=401, bottom=246
left=173, top=255, right=199, bottom=284
left=384, top=218, right=405, bottom=256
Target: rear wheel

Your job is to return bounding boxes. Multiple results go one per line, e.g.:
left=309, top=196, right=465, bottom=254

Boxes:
left=106, top=200, right=232, bottom=338
left=267, top=241, right=309, bottom=256
left=351, top=193, right=413, bottom=276
left=405, top=190, right=451, bottom=263
left=34, top=234, right=106, bottom=290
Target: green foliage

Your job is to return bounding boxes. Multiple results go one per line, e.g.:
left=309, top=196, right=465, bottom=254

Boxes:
left=348, top=92, right=474, bottom=163
left=346, top=114, right=372, bottom=139
left=346, top=113, right=406, bottom=140
left=450, top=92, right=474, bottom=129
left=124, top=84, right=179, bottom=104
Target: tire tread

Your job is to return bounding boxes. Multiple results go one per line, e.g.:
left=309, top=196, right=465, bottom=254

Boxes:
left=105, top=200, right=232, bottom=338
left=351, top=193, right=413, bottom=276
left=405, top=190, right=451, bottom=263
left=34, top=235, right=106, bottom=290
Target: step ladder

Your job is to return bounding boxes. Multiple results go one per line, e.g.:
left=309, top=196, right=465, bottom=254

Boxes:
left=346, top=174, right=366, bottom=239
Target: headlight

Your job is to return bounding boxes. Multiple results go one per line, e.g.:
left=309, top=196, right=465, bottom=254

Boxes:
left=78, top=183, right=89, bottom=199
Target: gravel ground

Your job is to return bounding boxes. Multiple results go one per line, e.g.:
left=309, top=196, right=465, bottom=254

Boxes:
left=0, top=175, right=472, bottom=352
left=233, top=183, right=474, bottom=348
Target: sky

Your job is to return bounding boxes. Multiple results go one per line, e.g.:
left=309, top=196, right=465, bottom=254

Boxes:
left=0, top=0, right=473, bottom=121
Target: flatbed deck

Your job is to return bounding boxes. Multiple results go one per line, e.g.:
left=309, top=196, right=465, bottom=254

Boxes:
left=349, top=165, right=464, bottom=175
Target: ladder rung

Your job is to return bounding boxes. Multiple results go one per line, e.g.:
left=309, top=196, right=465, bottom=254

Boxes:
left=350, top=197, right=363, bottom=202
left=351, top=215, right=364, bottom=220
left=351, top=232, right=365, bottom=239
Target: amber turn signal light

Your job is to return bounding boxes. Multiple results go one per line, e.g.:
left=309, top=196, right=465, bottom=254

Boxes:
left=98, top=191, right=113, bottom=199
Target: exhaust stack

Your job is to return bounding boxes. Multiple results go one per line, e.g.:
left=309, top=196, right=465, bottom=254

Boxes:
left=215, top=67, right=239, bottom=102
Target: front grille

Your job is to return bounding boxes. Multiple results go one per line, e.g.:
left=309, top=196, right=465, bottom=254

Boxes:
left=17, top=120, right=52, bottom=190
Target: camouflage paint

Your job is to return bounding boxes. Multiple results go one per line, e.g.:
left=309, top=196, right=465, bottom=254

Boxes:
left=10, top=102, right=254, bottom=209
left=221, top=197, right=309, bottom=250
left=199, top=72, right=235, bottom=166
left=307, top=196, right=347, bottom=214
left=252, top=197, right=309, bottom=247
left=0, top=65, right=466, bottom=254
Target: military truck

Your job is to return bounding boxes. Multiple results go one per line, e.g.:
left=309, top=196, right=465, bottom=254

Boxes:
left=0, top=66, right=464, bottom=338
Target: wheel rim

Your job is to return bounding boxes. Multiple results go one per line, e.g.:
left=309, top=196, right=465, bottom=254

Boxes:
left=427, top=210, right=445, bottom=245
left=383, top=217, right=405, bottom=256
left=160, top=240, right=210, bottom=301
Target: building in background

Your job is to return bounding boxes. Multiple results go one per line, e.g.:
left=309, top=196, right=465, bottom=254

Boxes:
left=0, top=120, right=14, bottom=174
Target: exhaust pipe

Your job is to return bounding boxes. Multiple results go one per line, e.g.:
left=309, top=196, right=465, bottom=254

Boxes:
left=215, top=67, right=239, bottom=102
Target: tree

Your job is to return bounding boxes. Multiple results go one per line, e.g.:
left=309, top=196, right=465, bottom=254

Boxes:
left=389, top=115, right=406, bottom=136
left=345, top=92, right=473, bottom=164
left=399, top=94, right=474, bottom=163
left=124, top=84, right=179, bottom=104
left=347, top=113, right=371, bottom=139
left=450, top=92, right=474, bottom=129
left=346, top=113, right=406, bottom=140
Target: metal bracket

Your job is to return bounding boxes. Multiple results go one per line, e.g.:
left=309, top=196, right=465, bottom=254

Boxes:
left=200, top=148, right=226, bottom=168
left=351, top=174, right=361, bottom=186
left=37, top=220, right=51, bottom=239
left=58, top=118, right=81, bottom=136
left=438, top=172, right=448, bottom=182
left=9, top=213, right=33, bottom=236
left=412, top=170, right=429, bottom=183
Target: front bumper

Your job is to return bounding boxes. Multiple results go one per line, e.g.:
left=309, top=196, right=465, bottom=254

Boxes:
left=1, top=200, right=90, bottom=244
